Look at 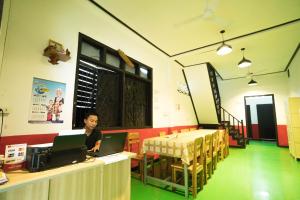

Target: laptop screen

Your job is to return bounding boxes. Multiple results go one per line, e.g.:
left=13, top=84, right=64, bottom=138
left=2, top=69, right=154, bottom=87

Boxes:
left=96, top=132, right=127, bottom=157
left=52, top=134, right=86, bottom=152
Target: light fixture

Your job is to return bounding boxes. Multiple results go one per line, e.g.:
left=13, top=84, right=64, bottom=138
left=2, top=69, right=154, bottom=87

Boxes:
left=216, top=30, right=232, bottom=56
left=248, top=78, right=257, bottom=86
left=238, top=48, right=252, bottom=68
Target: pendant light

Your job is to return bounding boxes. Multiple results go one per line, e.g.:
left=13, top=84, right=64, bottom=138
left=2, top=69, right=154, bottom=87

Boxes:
left=238, top=48, right=252, bottom=68
left=216, top=30, right=232, bottom=56
left=248, top=78, right=257, bottom=86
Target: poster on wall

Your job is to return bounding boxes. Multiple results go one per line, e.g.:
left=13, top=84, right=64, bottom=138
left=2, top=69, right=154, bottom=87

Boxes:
left=28, top=77, right=66, bottom=123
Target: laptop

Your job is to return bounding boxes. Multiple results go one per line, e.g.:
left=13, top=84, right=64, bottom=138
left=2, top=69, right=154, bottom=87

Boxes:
left=52, top=134, right=86, bottom=152
left=88, top=132, right=127, bottom=157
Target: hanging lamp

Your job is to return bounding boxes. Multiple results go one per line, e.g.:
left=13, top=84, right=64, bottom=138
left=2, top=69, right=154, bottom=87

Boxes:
left=238, top=48, right=252, bottom=68
left=216, top=30, right=232, bottom=56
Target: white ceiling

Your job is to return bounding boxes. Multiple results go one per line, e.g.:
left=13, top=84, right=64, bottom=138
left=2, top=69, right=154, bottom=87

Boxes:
left=92, top=0, right=300, bottom=79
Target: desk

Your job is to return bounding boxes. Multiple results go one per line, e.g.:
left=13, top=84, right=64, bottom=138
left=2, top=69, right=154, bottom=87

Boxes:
left=142, top=129, right=218, bottom=198
left=0, top=152, right=135, bottom=200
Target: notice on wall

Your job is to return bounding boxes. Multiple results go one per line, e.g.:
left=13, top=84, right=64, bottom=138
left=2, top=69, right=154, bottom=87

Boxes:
left=28, top=77, right=66, bottom=123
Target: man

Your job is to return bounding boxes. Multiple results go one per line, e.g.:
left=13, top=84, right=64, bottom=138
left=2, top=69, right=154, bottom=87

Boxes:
left=83, top=110, right=102, bottom=152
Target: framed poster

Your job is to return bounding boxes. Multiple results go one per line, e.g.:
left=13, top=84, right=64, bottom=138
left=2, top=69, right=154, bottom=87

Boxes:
left=28, top=77, right=66, bottom=123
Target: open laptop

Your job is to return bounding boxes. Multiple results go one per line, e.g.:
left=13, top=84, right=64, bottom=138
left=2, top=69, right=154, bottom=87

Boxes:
left=88, top=132, right=127, bottom=157
left=52, top=134, right=86, bottom=152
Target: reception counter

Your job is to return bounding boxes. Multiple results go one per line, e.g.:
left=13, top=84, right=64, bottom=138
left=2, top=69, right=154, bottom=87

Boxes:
left=0, top=151, right=135, bottom=200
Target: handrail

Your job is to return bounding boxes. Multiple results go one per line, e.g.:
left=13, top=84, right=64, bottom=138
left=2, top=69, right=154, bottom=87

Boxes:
left=220, top=106, right=245, bottom=141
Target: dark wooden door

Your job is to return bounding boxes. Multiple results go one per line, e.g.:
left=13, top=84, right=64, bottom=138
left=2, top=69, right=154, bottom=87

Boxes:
left=245, top=105, right=252, bottom=138
left=256, top=104, right=276, bottom=139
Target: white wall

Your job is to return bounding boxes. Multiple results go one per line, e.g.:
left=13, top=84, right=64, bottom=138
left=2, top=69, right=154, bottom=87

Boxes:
left=219, top=72, right=289, bottom=125
left=185, top=64, right=219, bottom=124
left=0, top=0, right=196, bottom=136
left=288, top=49, right=300, bottom=96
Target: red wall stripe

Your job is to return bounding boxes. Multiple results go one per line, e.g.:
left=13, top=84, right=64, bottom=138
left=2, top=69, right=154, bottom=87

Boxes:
left=0, top=125, right=198, bottom=154
left=277, top=125, right=288, bottom=147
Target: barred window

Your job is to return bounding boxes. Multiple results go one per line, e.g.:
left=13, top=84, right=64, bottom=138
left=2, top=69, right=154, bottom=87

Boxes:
left=73, top=33, right=152, bottom=129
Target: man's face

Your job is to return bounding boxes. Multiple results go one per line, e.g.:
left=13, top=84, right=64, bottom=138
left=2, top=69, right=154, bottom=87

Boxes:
left=84, top=115, right=98, bottom=130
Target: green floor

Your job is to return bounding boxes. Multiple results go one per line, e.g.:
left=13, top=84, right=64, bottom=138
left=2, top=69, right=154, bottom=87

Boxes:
left=131, top=141, right=300, bottom=200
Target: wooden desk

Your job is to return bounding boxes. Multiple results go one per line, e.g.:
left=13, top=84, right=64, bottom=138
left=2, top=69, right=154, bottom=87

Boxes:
left=0, top=152, right=135, bottom=200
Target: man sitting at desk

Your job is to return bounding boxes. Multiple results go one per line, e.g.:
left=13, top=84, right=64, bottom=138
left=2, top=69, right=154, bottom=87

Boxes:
left=84, top=110, right=102, bottom=152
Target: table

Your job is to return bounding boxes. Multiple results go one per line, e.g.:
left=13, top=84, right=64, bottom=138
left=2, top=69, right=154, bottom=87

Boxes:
left=142, top=129, right=218, bottom=198
left=0, top=152, right=135, bottom=200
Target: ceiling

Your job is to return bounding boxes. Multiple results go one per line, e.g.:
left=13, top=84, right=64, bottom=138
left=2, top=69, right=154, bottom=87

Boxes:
left=92, top=0, right=300, bottom=80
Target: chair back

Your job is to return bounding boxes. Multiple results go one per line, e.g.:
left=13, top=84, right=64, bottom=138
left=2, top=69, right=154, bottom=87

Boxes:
left=180, top=128, right=189, bottom=133
left=212, top=131, right=219, bottom=154
left=189, top=127, right=197, bottom=131
left=218, top=130, right=225, bottom=148
left=127, top=132, right=140, bottom=152
left=159, top=131, right=166, bottom=137
left=204, top=134, right=213, bottom=159
left=193, top=137, right=204, bottom=173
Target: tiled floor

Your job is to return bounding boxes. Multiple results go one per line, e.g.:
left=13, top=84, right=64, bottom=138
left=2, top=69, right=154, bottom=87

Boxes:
left=131, top=141, right=300, bottom=200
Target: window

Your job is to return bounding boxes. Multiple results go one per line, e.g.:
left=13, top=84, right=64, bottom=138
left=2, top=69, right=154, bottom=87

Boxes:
left=73, top=33, right=152, bottom=129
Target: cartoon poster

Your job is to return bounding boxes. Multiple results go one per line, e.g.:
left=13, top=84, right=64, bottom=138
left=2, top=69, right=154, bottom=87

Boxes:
left=28, top=77, right=66, bottom=123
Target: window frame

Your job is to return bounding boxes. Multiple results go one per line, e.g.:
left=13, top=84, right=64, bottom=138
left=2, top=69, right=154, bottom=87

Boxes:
left=73, top=33, right=153, bottom=130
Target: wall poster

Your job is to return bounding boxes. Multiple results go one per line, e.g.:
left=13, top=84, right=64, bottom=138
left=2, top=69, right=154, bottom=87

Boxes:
left=28, top=77, right=66, bottom=123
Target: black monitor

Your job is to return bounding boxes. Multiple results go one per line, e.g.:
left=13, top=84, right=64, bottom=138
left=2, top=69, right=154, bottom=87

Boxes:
left=89, top=132, right=127, bottom=157
left=52, top=134, right=86, bottom=152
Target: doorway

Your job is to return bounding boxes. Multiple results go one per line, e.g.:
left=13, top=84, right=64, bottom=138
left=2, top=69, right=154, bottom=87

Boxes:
left=244, top=94, right=278, bottom=143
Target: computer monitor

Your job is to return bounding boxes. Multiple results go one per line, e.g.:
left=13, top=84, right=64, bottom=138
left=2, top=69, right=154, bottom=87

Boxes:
left=52, top=134, right=86, bottom=152
left=89, top=132, right=127, bottom=157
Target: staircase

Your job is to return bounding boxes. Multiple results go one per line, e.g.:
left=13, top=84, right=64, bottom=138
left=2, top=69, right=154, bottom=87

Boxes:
left=184, top=63, right=247, bottom=148
left=207, top=63, right=246, bottom=148
left=220, top=107, right=246, bottom=148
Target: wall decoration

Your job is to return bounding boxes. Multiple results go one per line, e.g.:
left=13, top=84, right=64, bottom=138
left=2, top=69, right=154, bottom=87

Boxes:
left=43, top=39, right=71, bottom=65
left=28, top=77, right=66, bottom=123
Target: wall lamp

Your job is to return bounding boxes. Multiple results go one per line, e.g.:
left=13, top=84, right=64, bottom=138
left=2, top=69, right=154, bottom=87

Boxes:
left=238, top=48, right=252, bottom=68
left=216, top=30, right=232, bottom=56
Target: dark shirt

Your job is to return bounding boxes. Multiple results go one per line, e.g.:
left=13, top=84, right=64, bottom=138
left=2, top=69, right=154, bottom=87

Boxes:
left=85, top=129, right=102, bottom=150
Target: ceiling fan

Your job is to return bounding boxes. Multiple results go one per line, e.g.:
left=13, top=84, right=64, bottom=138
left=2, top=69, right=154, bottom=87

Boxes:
left=174, top=0, right=228, bottom=27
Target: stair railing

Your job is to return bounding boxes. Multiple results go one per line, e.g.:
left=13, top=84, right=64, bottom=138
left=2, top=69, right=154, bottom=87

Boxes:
left=221, top=106, right=245, bottom=146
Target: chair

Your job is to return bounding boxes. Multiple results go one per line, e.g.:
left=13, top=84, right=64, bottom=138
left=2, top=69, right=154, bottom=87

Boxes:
left=212, top=131, right=219, bottom=173
left=171, top=130, right=178, bottom=134
left=204, top=134, right=213, bottom=184
left=171, top=137, right=204, bottom=198
left=189, top=127, right=197, bottom=131
left=159, top=131, right=167, bottom=137
left=127, top=132, right=154, bottom=181
left=180, top=128, right=190, bottom=133
left=218, top=130, right=225, bottom=161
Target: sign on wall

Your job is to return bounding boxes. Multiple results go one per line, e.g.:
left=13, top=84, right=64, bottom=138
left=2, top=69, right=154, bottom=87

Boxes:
left=28, top=77, right=66, bottom=123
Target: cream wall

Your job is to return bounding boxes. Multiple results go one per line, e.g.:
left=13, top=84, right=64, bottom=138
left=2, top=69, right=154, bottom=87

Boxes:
left=288, top=49, right=300, bottom=96
left=218, top=72, right=289, bottom=125
left=0, top=0, right=196, bottom=136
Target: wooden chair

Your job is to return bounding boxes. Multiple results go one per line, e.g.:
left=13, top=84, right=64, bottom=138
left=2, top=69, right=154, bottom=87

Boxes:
left=159, top=131, right=167, bottom=137
left=189, top=127, right=197, bottom=131
left=127, top=132, right=154, bottom=181
left=204, top=134, right=213, bottom=184
left=171, top=130, right=178, bottom=134
left=212, top=131, right=219, bottom=173
left=171, top=137, right=204, bottom=198
left=218, top=130, right=225, bottom=161
left=180, top=128, right=190, bottom=133
left=224, top=129, right=229, bottom=158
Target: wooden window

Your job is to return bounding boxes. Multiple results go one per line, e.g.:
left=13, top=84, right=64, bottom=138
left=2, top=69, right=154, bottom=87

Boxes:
left=73, top=33, right=152, bottom=129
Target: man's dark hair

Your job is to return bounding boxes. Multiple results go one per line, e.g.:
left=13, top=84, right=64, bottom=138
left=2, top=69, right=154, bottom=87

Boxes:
left=84, top=110, right=99, bottom=120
